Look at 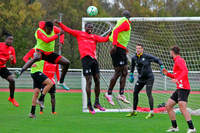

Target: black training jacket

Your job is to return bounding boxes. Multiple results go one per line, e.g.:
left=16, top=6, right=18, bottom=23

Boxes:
left=131, top=53, right=163, bottom=80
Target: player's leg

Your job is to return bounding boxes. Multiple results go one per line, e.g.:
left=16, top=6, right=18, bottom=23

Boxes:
left=145, top=78, right=154, bottom=119
left=50, top=93, right=56, bottom=114
left=57, top=56, right=70, bottom=90
left=165, top=90, right=179, bottom=132
left=29, top=88, right=40, bottom=118
left=19, top=51, right=41, bottom=76
left=1, top=67, right=19, bottom=107
left=42, top=53, right=70, bottom=90
left=126, top=80, right=145, bottom=117
left=93, top=73, right=105, bottom=111
left=38, top=78, right=54, bottom=108
left=117, top=65, right=130, bottom=104
left=177, top=90, right=196, bottom=132
left=105, top=67, right=121, bottom=105
left=85, top=75, right=95, bottom=114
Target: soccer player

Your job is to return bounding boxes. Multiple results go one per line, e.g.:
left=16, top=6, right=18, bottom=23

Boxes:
left=0, top=31, right=19, bottom=107
left=18, top=21, right=70, bottom=107
left=55, top=20, right=109, bottom=114
left=126, top=44, right=164, bottom=119
left=162, top=46, right=196, bottom=133
left=105, top=10, right=131, bottom=105
left=23, top=48, right=59, bottom=118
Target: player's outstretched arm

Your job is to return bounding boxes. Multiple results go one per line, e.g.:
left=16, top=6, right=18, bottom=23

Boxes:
left=54, top=26, right=65, bottom=45
left=95, top=34, right=110, bottom=43
left=54, top=20, right=79, bottom=37
left=147, top=54, right=165, bottom=73
left=112, top=21, right=130, bottom=45
left=37, top=30, right=62, bottom=43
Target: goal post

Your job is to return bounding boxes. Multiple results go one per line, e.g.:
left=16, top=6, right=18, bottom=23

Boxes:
left=81, top=17, right=200, bottom=113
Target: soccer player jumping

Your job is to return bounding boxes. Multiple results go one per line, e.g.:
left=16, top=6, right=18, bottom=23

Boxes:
left=126, top=44, right=164, bottom=119
left=105, top=10, right=132, bottom=105
left=23, top=48, right=58, bottom=118
left=162, top=46, right=196, bottom=133
left=0, top=31, right=19, bottom=107
left=18, top=21, right=70, bottom=107
left=55, top=20, right=109, bottom=114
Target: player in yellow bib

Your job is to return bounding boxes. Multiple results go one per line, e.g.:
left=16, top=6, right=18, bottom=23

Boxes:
left=105, top=10, right=132, bottom=105
left=18, top=21, right=70, bottom=106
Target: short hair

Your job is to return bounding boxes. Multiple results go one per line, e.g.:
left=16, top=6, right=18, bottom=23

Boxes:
left=45, top=21, right=53, bottom=28
left=136, top=44, right=144, bottom=48
left=2, top=29, right=12, bottom=38
left=122, top=10, right=131, bottom=19
left=170, top=45, right=180, bottom=55
left=85, top=22, right=93, bottom=28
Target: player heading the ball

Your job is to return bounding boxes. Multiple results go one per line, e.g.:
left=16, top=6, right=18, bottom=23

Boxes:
left=54, top=20, right=110, bottom=114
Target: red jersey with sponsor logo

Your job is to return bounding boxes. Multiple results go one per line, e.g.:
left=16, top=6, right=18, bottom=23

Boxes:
left=58, top=22, right=109, bottom=59
left=0, top=42, right=16, bottom=68
left=167, top=56, right=190, bottom=90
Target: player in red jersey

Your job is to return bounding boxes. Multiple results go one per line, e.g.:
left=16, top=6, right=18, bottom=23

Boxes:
left=55, top=20, right=109, bottom=114
left=163, top=46, right=196, bottom=133
left=0, top=31, right=19, bottom=107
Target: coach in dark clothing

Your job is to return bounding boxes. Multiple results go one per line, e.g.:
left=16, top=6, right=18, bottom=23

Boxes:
left=126, top=44, right=164, bottom=119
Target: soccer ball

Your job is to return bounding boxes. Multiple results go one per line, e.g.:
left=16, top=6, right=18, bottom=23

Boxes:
left=87, top=6, right=98, bottom=16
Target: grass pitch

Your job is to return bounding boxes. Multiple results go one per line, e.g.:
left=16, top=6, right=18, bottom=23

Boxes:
left=0, top=92, right=199, bottom=133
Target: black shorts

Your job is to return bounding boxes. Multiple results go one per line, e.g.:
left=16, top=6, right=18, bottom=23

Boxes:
left=170, top=89, right=190, bottom=103
left=134, top=78, right=154, bottom=92
left=31, top=72, right=48, bottom=89
left=0, top=67, right=12, bottom=79
left=41, top=84, right=56, bottom=94
left=111, top=47, right=127, bottom=67
left=81, top=56, right=99, bottom=76
left=37, top=50, right=61, bottom=64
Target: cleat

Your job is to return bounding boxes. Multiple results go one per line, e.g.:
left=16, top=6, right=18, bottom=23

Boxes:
left=14, top=70, right=21, bottom=79
left=94, top=103, right=106, bottom=111
left=145, top=112, right=154, bottom=119
left=104, top=93, right=115, bottom=106
left=166, top=127, right=179, bottom=132
left=126, top=111, right=137, bottom=117
left=117, top=95, right=130, bottom=104
left=36, top=99, right=44, bottom=108
left=187, top=128, right=196, bottom=133
left=8, top=97, right=19, bottom=107
left=29, top=113, right=36, bottom=118
left=40, top=111, right=43, bottom=115
left=58, top=82, right=70, bottom=91
left=52, top=112, right=57, bottom=115
left=88, top=105, right=95, bottom=115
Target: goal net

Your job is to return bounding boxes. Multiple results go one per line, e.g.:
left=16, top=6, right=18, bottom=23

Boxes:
left=81, top=17, right=200, bottom=113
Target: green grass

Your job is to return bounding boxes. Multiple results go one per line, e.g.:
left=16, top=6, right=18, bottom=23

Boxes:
left=0, top=92, right=199, bottom=133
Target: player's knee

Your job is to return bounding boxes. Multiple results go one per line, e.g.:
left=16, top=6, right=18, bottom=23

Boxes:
left=8, top=78, right=15, bottom=85
left=33, top=56, right=40, bottom=62
left=165, top=103, right=172, bottom=111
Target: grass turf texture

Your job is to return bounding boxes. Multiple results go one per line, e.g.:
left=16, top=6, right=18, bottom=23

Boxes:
left=0, top=92, right=199, bottom=133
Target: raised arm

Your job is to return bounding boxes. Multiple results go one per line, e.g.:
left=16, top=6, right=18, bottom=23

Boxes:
left=147, top=54, right=163, bottom=66
left=54, top=26, right=64, bottom=44
left=113, top=21, right=130, bottom=45
left=58, top=22, right=79, bottom=37
left=10, top=47, right=16, bottom=65
left=23, top=49, right=35, bottom=63
left=95, top=34, right=109, bottom=43
left=36, top=30, right=60, bottom=43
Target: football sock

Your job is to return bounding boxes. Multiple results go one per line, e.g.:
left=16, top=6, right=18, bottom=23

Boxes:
left=31, top=106, right=36, bottom=115
left=119, top=88, right=124, bottom=95
left=187, top=120, right=194, bottom=129
left=39, top=94, right=45, bottom=101
left=171, top=120, right=177, bottom=128
left=95, top=97, right=99, bottom=104
left=108, top=88, right=113, bottom=95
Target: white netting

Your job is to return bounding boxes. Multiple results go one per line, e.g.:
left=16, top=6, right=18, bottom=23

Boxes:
left=82, top=17, right=200, bottom=112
